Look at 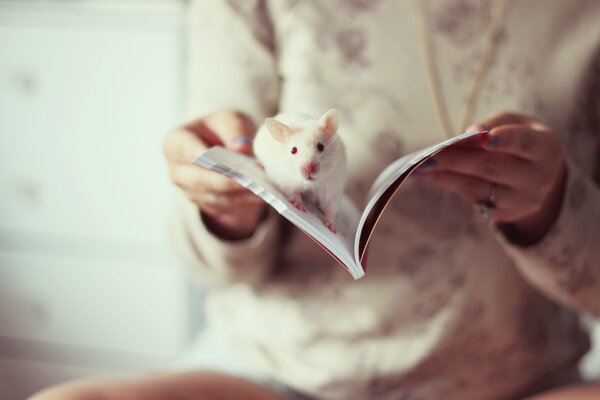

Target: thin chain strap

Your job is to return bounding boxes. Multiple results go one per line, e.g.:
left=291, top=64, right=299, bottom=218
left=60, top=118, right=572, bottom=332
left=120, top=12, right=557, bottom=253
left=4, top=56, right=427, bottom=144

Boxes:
left=410, top=0, right=510, bottom=138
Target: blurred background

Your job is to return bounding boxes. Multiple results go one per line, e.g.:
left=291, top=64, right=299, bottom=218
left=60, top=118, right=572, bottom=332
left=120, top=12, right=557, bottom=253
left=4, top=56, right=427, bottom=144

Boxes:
left=0, top=1, right=598, bottom=400
left=0, top=1, right=198, bottom=398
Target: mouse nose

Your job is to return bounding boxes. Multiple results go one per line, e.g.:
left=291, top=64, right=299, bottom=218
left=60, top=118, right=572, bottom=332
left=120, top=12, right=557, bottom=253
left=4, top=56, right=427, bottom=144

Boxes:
left=302, top=162, right=318, bottom=179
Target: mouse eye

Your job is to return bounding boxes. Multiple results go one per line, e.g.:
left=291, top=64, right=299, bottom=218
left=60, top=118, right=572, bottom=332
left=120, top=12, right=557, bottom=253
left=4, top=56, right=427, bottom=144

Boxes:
left=316, top=142, right=324, bottom=152
left=291, top=146, right=298, bottom=155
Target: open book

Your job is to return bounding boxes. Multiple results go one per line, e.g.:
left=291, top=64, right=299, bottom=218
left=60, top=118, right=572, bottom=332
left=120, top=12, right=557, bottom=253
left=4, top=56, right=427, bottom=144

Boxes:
left=194, top=130, right=481, bottom=279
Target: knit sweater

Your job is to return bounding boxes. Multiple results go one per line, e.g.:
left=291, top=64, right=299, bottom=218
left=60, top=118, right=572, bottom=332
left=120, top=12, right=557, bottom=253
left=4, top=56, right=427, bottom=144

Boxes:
left=172, top=1, right=600, bottom=399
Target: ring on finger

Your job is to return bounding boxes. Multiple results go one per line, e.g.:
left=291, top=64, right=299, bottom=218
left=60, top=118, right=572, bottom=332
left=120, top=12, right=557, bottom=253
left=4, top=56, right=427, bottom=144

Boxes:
left=478, top=183, right=497, bottom=219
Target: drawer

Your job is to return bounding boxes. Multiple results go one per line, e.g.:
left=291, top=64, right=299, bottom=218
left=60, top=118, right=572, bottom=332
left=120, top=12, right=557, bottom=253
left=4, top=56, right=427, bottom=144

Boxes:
left=0, top=251, right=190, bottom=356
left=0, top=2, right=184, bottom=245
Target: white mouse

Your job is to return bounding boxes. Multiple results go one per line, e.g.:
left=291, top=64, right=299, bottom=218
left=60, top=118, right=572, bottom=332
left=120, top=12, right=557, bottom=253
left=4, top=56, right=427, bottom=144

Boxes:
left=253, top=109, right=347, bottom=233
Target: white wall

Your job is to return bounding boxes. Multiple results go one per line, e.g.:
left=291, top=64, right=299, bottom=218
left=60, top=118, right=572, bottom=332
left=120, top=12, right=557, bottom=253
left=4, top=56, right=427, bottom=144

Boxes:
left=0, top=1, right=192, bottom=399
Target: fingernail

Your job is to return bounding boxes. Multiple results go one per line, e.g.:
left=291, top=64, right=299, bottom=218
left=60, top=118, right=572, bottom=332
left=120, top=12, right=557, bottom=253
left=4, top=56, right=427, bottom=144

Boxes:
left=233, top=136, right=253, bottom=146
left=486, top=135, right=501, bottom=149
left=422, top=158, right=436, bottom=169
left=478, top=124, right=490, bottom=133
left=416, top=158, right=437, bottom=174
left=465, top=124, right=489, bottom=134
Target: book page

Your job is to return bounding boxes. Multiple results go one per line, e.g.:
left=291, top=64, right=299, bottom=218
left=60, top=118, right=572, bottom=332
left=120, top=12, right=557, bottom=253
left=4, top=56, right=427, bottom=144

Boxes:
left=193, top=148, right=364, bottom=279
left=354, top=130, right=482, bottom=265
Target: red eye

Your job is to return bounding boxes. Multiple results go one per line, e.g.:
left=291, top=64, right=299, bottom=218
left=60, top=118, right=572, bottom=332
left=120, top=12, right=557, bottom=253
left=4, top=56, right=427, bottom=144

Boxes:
left=317, top=142, right=324, bottom=152
left=291, top=146, right=298, bottom=155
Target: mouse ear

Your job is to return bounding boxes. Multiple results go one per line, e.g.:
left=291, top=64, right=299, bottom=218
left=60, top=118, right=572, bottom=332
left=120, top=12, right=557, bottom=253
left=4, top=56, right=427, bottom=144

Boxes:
left=319, top=109, right=340, bottom=140
left=266, top=118, right=292, bottom=143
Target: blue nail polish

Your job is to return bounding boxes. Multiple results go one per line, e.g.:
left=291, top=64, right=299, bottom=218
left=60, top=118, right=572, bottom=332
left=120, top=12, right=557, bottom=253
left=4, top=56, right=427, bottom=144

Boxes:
left=234, top=136, right=253, bottom=146
left=422, top=158, right=437, bottom=169
left=487, top=135, right=501, bottom=149
left=421, top=158, right=437, bottom=169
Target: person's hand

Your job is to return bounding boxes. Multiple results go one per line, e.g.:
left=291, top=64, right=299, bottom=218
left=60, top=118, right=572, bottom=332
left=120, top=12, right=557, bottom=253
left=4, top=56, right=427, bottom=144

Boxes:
left=163, top=110, right=267, bottom=240
left=415, top=112, right=567, bottom=245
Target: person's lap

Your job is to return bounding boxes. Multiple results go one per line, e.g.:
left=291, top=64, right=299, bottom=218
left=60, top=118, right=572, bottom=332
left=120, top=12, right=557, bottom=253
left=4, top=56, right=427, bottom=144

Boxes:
left=527, top=383, right=600, bottom=399
left=25, top=343, right=600, bottom=400
left=28, top=343, right=310, bottom=400
left=27, top=369, right=600, bottom=400
left=28, top=370, right=285, bottom=400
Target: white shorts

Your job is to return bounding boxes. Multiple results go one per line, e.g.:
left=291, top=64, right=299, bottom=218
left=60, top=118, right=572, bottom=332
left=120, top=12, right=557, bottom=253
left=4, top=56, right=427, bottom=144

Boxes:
left=168, top=342, right=592, bottom=399
left=167, top=344, right=315, bottom=400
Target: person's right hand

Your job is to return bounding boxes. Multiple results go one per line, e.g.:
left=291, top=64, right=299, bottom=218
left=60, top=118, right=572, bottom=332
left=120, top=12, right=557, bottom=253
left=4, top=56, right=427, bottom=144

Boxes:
left=163, top=110, right=267, bottom=240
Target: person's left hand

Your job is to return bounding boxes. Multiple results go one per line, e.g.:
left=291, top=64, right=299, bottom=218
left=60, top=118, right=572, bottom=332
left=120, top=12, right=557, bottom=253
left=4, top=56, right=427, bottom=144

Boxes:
left=415, top=112, right=567, bottom=245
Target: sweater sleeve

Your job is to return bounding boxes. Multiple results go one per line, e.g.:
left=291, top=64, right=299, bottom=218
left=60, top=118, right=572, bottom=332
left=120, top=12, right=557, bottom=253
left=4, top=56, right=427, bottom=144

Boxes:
left=171, top=0, right=282, bottom=286
left=170, top=191, right=282, bottom=286
left=185, top=0, right=280, bottom=122
left=492, top=155, right=600, bottom=316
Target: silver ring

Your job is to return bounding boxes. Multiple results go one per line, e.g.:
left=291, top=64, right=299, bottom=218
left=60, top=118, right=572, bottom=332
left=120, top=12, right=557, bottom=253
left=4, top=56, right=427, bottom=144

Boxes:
left=488, top=182, right=497, bottom=204
left=479, top=183, right=497, bottom=219
left=479, top=203, right=493, bottom=219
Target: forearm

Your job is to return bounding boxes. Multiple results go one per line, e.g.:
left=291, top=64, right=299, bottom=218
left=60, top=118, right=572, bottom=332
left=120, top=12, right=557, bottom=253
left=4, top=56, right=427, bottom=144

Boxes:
left=494, top=158, right=600, bottom=316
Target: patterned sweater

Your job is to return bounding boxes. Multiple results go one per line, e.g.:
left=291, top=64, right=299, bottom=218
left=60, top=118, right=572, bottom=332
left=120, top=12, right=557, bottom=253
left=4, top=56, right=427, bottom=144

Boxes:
left=172, top=1, right=600, bottom=399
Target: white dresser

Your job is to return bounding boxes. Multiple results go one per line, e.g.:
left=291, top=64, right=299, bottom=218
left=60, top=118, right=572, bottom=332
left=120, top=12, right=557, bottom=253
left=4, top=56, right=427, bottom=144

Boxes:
left=0, top=1, right=192, bottom=399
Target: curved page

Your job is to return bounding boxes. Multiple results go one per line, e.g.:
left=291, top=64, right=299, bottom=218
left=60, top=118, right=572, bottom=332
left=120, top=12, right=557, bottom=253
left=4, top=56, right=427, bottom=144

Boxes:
left=194, top=148, right=364, bottom=279
left=354, top=130, right=482, bottom=266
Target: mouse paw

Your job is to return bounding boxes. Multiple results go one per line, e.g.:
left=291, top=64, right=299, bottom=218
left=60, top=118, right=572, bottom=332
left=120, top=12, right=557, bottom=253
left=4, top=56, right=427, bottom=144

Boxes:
left=289, top=198, right=307, bottom=212
left=324, top=219, right=337, bottom=234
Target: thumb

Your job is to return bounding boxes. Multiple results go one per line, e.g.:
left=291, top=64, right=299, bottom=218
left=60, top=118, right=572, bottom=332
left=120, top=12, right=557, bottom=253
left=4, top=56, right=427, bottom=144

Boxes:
left=476, top=112, right=533, bottom=130
left=203, top=111, right=257, bottom=156
left=229, top=135, right=254, bottom=156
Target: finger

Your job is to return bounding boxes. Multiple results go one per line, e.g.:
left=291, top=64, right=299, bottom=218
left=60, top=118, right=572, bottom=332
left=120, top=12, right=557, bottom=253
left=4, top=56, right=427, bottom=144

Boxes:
left=190, top=111, right=257, bottom=156
left=419, top=147, right=539, bottom=188
left=416, top=170, right=508, bottom=205
left=182, top=186, right=262, bottom=212
left=476, top=111, right=534, bottom=130
left=484, top=124, right=560, bottom=162
left=197, top=191, right=263, bottom=210
left=170, top=165, right=245, bottom=194
left=453, top=128, right=489, bottom=149
left=417, top=171, right=539, bottom=221
left=463, top=112, right=535, bottom=150
left=199, top=200, right=265, bottom=220
left=164, top=127, right=208, bottom=164
left=464, top=124, right=489, bottom=134
left=230, top=135, right=254, bottom=156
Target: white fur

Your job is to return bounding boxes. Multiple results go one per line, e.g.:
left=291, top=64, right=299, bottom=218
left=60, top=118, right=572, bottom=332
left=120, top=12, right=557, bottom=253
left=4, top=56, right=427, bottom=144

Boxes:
left=253, top=111, right=347, bottom=222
